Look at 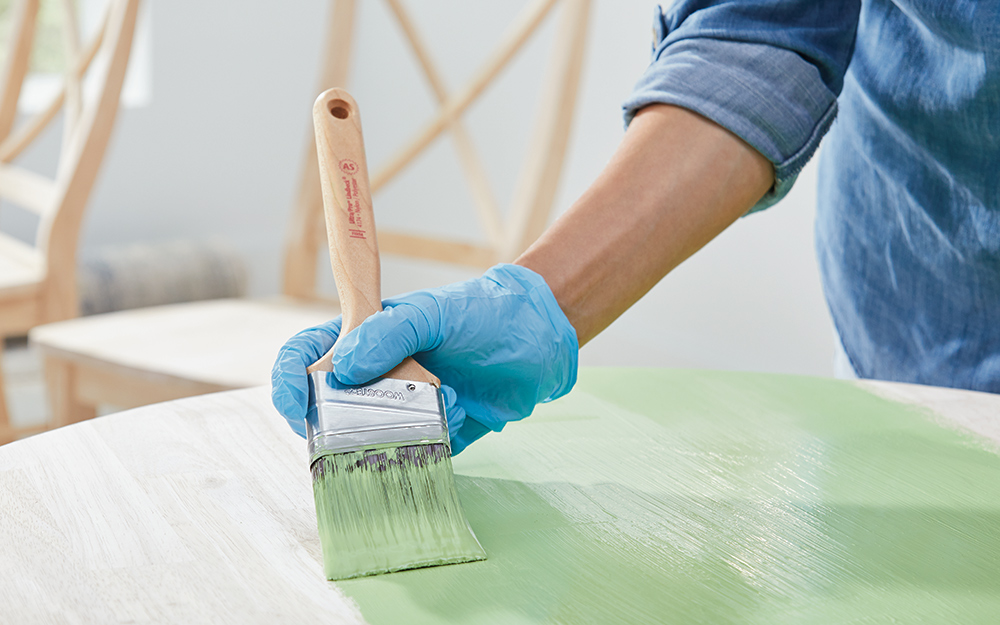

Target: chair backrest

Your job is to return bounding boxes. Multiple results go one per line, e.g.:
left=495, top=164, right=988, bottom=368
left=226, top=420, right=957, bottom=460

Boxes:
left=0, top=0, right=139, bottom=324
left=282, top=0, right=590, bottom=300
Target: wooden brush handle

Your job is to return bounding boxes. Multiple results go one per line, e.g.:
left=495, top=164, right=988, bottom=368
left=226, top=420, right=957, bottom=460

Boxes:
left=306, top=88, right=439, bottom=387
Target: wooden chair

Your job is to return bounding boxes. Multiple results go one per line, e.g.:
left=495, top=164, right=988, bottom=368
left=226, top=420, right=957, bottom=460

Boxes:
left=0, top=0, right=140, bottom=444
left=30, top=0, right=591, bottom=429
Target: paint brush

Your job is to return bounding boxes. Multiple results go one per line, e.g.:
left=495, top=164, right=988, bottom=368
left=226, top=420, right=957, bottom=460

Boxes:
left=305, top=88, right=486, bottom=581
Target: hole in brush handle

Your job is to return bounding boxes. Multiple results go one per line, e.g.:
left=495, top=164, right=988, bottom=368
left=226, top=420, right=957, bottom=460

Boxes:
left=329, top=99, right=351, bottom=119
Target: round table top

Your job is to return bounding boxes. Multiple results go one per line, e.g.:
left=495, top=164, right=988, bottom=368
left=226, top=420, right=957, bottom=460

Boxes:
left=2, top=369, right=999, bottom=624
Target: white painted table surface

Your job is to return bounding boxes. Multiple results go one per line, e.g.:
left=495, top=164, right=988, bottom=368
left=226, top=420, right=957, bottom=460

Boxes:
left=1, top=377, right=998, bottom=624
left=0, top=386, right=365, bottom=625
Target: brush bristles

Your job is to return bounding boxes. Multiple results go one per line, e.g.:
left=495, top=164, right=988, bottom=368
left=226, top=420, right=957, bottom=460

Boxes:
left=312, top=443, right=486, bottom=580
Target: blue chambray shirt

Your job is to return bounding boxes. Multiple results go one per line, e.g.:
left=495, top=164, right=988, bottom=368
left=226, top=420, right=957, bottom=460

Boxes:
left=623, top=1, right=1000, bottom=393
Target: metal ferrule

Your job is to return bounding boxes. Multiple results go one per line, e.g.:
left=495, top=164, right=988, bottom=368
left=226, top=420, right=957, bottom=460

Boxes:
left=306, top=372, right=449, bottom=463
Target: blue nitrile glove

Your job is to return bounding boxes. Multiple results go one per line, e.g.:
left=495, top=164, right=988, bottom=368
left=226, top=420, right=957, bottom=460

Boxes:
left=271, top=317, right=341, bottom=438
left=271, top=264, right=578, bottom=454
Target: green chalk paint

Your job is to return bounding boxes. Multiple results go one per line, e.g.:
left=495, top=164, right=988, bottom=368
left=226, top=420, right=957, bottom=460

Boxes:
left=312, top=443, right=486, bottom=581
left=338, top=369, right=1000, bottom=624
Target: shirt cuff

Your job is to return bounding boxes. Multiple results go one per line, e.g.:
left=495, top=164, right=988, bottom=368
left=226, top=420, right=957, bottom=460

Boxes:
left=622, top=37, right=838, bottom=212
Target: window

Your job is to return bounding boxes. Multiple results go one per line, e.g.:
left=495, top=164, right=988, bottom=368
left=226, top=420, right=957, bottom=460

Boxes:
left=0, top=0, right=73, bottom=72
left=0, top=0, right=150, bottom=112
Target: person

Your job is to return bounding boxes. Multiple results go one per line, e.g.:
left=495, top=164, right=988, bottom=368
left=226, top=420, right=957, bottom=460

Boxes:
left=272, top=1, right=1000, bottom=453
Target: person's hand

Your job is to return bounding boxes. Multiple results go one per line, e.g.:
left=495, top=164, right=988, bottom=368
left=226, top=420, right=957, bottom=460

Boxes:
left=271, top=317, right=342, bottom=438
left=271, top=264, right=578, bottom=453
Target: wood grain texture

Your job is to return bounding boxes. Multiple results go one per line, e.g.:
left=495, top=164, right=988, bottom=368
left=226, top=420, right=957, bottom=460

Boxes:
left=0, top=386, right=365, bottom=624
left=311, top=90, right=381, bottom=339
left=857, top=378, right=1000, bottom=449
left=0, top=370, right=998, bottom=624
left=307, top=89, right=437, bottom=387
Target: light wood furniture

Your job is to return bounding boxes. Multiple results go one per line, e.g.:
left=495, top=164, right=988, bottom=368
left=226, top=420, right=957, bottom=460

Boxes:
left=30, top=0, right=591, bottom=431
left=0, top=370, right=997, bottom=623
left=0, top=0, right=140, bottom=444
left=284, top=0, right=591, bottom=296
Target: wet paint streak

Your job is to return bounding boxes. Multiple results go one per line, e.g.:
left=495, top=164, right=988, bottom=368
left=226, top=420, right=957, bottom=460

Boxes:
left=312, top=444, right=485, bottom=580
left=338, top=369, right=1000, bottom=624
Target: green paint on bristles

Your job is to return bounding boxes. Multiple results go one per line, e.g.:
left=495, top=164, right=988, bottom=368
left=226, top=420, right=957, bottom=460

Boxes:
left=312, top=442, right=486, bottom=581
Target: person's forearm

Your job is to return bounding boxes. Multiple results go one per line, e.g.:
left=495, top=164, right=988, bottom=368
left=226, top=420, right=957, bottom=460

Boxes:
left=515, top=104, right=773, bottom=345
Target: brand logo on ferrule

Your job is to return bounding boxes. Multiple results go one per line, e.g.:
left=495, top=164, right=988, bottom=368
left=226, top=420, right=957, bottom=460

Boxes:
left=344, top=388, right=405, bottom=401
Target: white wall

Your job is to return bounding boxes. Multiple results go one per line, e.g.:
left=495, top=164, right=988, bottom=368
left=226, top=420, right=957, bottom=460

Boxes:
left=77, top=0, right=835, bottom=376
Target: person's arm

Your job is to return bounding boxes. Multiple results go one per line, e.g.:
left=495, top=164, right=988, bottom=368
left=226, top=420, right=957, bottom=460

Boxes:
left=273, top=2, right=862, bottom=453
left=270, top=103, right=770, bottom=451
left=517, top=103, right=773, bottom=345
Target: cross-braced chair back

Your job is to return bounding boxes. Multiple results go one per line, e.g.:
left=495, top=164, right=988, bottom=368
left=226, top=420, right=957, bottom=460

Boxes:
left=282, top=0, right=590, bottom=299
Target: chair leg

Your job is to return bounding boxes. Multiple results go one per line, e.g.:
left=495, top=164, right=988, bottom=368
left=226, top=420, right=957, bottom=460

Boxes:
left=44, top=357, right=97, bottom=428
left=0, top=340, right=12, bottom=445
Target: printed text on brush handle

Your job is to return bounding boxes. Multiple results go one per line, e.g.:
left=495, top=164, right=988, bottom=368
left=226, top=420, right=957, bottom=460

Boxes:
left=307, top=88, right=439, bottom=387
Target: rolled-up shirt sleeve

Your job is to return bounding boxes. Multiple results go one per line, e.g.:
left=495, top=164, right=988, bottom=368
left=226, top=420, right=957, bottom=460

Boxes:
left=622, top=1, right=861, bottom=211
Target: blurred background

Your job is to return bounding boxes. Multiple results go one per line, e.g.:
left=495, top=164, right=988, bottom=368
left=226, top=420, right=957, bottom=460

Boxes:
left=2, top=0, right=836, bottom=418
